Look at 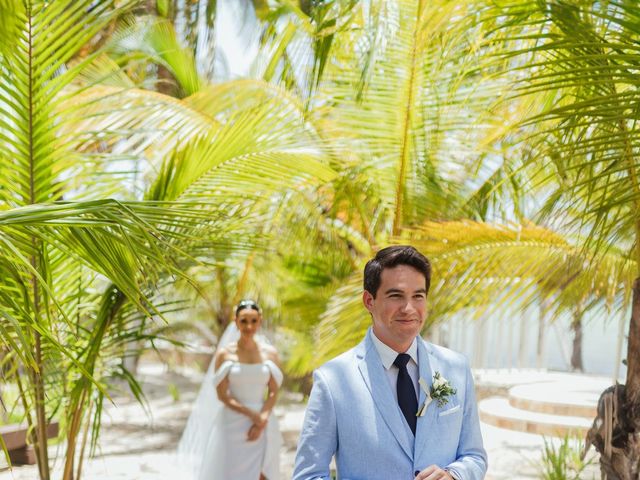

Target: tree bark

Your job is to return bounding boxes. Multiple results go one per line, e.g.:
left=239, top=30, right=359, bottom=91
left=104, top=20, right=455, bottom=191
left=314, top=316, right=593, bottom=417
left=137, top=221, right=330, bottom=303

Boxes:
left=626, top=278, right=640, bottom=427
left=585, top=278, right=640, bottom=479
left=570, top=308, right=584, bottom=372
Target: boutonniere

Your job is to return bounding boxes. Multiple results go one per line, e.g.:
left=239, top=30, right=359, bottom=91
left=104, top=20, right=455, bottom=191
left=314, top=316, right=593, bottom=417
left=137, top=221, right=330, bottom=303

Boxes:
left=416, top=371, right=457, bottom=416
left=430, top=371, right=457, bottom=407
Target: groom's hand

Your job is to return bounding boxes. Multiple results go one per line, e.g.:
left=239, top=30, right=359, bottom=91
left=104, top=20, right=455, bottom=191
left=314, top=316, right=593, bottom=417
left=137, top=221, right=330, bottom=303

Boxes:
left=414, top=465, right=454, bottom=480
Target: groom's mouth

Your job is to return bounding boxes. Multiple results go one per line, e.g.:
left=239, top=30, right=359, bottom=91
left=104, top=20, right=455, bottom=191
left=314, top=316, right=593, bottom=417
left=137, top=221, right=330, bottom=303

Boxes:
left=395, top=318, right=418, bottom=323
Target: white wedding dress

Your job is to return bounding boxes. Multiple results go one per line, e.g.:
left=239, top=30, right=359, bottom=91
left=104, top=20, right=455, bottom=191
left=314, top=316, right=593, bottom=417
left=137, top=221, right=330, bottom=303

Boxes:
left=208, top=360, right=282, bottom=479
left=177, top=324, right=283, bottom=480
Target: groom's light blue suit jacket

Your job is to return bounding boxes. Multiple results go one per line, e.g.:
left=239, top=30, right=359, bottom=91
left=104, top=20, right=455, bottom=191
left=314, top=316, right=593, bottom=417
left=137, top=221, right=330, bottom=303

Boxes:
left=293, top=329, right=487, bottom=480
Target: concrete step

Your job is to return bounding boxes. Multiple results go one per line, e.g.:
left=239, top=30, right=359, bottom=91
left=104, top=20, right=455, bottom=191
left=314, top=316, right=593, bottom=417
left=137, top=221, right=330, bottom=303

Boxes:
left=275, top=404, right=306, bottom=449
left=479, top=397, right=592, bottom=437
left=508, top=381, right=607, bottom=419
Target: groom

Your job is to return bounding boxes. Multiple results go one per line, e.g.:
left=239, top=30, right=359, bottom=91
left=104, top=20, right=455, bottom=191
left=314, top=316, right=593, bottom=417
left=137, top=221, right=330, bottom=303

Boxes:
left=293, top=246, right=487, bottom=480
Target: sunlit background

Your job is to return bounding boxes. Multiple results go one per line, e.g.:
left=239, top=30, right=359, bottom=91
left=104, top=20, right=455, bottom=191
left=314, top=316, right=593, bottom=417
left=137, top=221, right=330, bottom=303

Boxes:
left=1, top=0, right=639, bottom=478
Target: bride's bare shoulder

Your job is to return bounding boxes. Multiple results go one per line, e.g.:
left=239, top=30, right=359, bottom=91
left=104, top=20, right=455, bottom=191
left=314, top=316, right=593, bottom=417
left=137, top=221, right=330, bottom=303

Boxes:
left=214, top=343, right=238, bottom=368
left=259, top=343, right=280, bottom=364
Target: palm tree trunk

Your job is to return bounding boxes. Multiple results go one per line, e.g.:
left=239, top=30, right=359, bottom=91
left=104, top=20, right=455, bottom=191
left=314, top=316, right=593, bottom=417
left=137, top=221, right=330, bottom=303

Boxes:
left=570, top=306, right=584, bottom=372
left=536, top=298, right=549, bottom=368
left=29, top=251, right=50, bottom=480
left=570, top=318, right=584, bottom=372
left=75, top=396, right=94, bottom=480
left=587, top=114, right=640, bottom=474
left=625, top=278, right=640, bottom=430
left=586, top=278, right=640, bottom=479
left=62, top=287, right=126, bottom=480
left=62, top=390, right=88, bottom=480
left=32, top=335, right=49, bottom=480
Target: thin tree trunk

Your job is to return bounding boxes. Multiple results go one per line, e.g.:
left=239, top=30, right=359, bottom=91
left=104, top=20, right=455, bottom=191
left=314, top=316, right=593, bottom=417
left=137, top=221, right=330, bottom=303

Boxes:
left=518, top=312, right=527, bottom=368
left=62, top=389, right=88, bottom=480
left=32, top=335, right=49, bottom=480
left=614, top=312, right=627, bottom=383
left=63, top=288, right=125, bottom=480
left=570, top=319, right=584, bottom=372
left=571, top=307, right=584, bottom=372
left=75, top=398, right=94, bottom=480
left=536, top=299, right=549, bottom=368
left=30, top=248, right=49, bottom=480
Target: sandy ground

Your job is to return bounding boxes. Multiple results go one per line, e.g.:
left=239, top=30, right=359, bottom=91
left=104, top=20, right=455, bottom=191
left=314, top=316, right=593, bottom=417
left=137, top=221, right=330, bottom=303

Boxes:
left=0, top=363, right=297, bottom=480
left=0, top=363, right=601, bottom=479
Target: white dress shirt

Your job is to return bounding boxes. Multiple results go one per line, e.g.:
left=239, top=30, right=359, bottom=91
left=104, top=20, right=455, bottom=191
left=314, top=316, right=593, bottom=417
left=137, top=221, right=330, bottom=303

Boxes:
left=370, top=330, right=419, bottom=402
left=370, top=332, right=460, bottom=479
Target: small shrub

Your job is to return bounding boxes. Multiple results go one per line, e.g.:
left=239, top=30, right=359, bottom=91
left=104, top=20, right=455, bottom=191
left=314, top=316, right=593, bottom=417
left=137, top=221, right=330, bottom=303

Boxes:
left=540, top=434, right=594, bottom=480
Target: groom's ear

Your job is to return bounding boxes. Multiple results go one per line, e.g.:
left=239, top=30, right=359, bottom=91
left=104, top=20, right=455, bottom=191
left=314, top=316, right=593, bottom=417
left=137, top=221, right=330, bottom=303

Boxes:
left=362, top=290, right=375, bottom=312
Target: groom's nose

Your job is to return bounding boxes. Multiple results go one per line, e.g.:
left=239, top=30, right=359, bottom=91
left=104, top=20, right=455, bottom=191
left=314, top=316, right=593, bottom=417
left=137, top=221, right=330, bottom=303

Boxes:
left=401, top=300, right=415, bottom=313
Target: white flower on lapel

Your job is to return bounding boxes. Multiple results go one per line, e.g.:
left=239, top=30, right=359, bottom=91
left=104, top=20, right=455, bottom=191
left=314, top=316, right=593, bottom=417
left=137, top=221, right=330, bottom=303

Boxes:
left=429, top=371, right=457, bottom=407
left=433, top=374, right=448, bottom=389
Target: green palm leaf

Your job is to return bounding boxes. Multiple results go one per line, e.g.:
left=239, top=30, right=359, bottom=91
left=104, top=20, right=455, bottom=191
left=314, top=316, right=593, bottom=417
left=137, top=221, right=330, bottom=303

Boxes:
left=107, top=16, right=202, bottom=96
left=0, top=1, right=135, bottom=208
left=482, top=0, right=640, bottom=252
left=308, top=219, right=634, bottom=372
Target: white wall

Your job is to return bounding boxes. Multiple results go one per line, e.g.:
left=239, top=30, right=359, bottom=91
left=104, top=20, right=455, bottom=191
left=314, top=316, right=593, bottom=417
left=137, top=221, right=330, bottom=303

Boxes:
left=433, top=307, right=628, bottom=382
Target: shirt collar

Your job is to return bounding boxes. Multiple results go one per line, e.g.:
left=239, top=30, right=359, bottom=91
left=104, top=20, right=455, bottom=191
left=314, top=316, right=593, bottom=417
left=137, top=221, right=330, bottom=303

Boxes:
left=371, top=329, right=418, bottom=370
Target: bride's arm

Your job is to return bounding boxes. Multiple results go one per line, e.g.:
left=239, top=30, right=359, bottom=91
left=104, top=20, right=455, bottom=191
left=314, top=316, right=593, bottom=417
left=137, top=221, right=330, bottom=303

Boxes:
left=214, top=349, right=262, bottom=423
left=247, top=348, right=281, bottom=441
left=257, top=363, right=280, bottom=425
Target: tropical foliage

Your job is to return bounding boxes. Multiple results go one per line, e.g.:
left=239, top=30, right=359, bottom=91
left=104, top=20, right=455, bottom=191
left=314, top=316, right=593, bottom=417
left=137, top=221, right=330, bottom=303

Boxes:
left=0, top=1, right=334, bottom=479
left=259, top=0, right=640, bottom=475
left=475, top=2, right=640, bottom=475
left=3, top=0, right=640, bottom=478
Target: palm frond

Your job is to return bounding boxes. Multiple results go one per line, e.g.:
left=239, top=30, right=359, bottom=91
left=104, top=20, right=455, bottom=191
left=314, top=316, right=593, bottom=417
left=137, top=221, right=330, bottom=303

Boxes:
left=308, top=219, right=635, bottom=373
left=107, top=16, right=202, bottom=96
left=0, top=0, right=25, bottom=54
left=482, top=0, right=640, bottom=253
left=147, top=94, right=336, bottom=202
left=0, top=0, right=135, bottom=207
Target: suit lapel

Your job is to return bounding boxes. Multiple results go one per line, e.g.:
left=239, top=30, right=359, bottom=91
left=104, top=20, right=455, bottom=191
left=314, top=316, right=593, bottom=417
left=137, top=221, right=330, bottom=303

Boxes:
left=415, top=339, right=438, bottom=456
left=357, top=330, right=413, bottom=461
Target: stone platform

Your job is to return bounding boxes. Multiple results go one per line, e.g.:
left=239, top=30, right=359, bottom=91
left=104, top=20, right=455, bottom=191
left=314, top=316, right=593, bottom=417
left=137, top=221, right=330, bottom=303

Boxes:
left=476, top=369, right=612, bottom=438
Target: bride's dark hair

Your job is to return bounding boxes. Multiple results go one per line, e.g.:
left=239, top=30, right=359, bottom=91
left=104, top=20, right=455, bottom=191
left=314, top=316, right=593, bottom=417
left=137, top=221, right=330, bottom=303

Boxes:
left=235, top=299, right=260, bottom=316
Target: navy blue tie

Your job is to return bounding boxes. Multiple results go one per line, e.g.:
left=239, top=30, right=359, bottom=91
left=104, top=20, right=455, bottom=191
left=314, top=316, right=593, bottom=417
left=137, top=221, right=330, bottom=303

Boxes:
left=394, top=353, right=418, bottom=435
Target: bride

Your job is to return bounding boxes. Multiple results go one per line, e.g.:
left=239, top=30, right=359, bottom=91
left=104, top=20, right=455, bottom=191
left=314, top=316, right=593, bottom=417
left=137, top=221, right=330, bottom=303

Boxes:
left=178, top=300, right=283, bottom=479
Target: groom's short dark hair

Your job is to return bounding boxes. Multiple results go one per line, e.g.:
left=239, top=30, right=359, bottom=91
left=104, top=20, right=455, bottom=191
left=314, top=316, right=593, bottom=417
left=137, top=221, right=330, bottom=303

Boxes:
left=363, top=245, right=431, bottom=298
